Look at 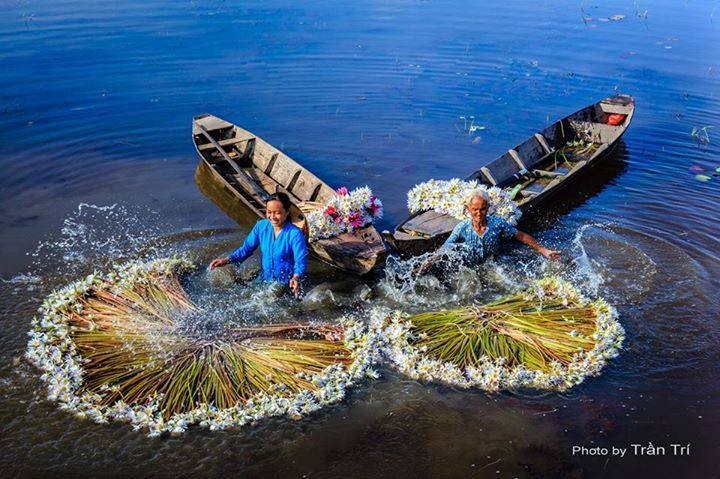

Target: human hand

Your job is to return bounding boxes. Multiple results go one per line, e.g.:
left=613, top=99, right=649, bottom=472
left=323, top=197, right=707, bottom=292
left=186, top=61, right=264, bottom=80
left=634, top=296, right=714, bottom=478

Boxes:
left=209, top=257, right=230, bottom=270
left=289, top=275, right=302, bottom=298
left=539, top=248, right=561, bottom=261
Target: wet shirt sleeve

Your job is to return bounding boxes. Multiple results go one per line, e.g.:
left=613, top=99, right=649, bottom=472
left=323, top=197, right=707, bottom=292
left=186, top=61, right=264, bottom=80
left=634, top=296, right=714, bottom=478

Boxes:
left=443, top=220, right=467, bottom=247
left=290, top=229, right=308, bottom=277
left=228, top=221, right=262, bottom=264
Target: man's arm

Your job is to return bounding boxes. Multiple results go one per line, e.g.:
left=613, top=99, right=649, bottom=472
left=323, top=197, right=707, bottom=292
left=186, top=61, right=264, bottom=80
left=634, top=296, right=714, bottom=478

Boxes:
left=514, top=230, right=560, bottom=260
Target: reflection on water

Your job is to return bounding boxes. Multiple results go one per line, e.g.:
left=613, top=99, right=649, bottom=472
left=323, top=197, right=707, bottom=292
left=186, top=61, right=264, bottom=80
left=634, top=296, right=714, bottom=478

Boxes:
left=2, top=0, right=720, bottom=477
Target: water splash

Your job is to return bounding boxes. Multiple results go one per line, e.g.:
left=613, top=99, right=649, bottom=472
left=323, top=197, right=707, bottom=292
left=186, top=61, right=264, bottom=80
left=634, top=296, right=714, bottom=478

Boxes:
left=564, top=223, right=608, bottom=297
left=15, top=201, right=634, bottom=341
left=28, top=203, right=169, bottom=278
left=377, top=246, right=531, bottom=311
left=0, top=274, right=41, bottom=284
left=377, top=224, right=614, bottom=312
left=171, top=267, right=312, bottom=339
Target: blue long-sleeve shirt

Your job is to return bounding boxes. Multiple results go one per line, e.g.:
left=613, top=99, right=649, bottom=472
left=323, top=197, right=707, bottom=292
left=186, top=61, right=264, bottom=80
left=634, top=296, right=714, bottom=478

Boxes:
left=228, top=219, right=308, bottom=283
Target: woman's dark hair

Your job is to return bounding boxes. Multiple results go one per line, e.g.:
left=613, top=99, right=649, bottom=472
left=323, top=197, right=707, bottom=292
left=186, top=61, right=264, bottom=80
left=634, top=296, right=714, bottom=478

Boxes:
left=267, top=191, right=292, bottom=212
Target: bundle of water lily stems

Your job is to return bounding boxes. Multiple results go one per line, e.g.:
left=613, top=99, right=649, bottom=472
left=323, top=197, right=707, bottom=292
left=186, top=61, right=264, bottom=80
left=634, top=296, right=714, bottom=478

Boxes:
left=381, top=277, right=624, bottom=392
left=26, top=259, right=378, bottom=436
left=554, top=138, right=600, bottom=165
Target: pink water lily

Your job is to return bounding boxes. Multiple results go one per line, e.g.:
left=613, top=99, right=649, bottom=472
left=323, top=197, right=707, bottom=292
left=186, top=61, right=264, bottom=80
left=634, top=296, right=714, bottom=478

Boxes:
left=305, top=186, right=383, bottom=240
left=324, top=205, right=338, bottom=217
left=366, top=199, right=382, bottom=217
left=348, top=212, right=364, bottom=228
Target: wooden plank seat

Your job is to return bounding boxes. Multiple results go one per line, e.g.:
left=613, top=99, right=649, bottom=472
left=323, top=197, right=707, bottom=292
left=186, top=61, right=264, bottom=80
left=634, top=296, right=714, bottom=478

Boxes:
left=267, top=153, right=301, bottom=191
left=288, top=170, right=322, bottom=202
left=197, top=134, right=255, bottom=151
left=480, top=152, right=525, bottom=186
left=402, top=210, right=460, bottom=236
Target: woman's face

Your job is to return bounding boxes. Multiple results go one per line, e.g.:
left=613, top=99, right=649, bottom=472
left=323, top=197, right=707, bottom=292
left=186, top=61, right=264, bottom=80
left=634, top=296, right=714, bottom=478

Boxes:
left=466, top=197, right=489, bottom=222
left=266, top=199, right=289, bottom=227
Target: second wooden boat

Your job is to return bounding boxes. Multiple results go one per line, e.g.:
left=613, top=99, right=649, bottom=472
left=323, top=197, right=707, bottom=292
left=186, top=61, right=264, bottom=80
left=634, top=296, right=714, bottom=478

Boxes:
left=383, top=94, right=635, bottom=256
left=193, top=114, right=388, bottom=275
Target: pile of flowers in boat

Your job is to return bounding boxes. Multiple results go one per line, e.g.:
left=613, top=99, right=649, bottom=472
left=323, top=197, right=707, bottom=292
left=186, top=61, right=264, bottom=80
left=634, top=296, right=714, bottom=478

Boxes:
left=306, top=186, right=383, bottom=241
left=378, top=276, right=625, bottom=392
left=407, top=178, right=522, bottom=224
left=25, top=258, right=382, bottom=436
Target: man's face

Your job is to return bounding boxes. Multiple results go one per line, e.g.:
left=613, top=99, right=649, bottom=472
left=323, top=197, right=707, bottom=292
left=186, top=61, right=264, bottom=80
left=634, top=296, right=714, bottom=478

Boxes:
left=467, top=197, right=489, bottom=222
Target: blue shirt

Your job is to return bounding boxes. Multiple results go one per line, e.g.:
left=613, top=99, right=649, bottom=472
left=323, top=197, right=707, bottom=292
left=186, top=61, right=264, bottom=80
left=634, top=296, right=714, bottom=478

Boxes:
left=443, top=215, right=517, bottom=264
left=228, top=219, right=308, bottom=283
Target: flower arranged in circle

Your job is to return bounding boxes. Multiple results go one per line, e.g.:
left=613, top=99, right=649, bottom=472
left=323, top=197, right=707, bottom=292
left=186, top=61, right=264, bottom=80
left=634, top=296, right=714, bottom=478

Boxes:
left=25, top=259, right=382, bottom=436
left=378, top=277, right=624, bottom=392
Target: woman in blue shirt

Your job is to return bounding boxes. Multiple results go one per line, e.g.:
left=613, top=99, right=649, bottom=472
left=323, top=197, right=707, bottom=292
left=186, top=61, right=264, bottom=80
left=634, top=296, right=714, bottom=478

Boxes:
left=209, top=192, right=308, bottom=297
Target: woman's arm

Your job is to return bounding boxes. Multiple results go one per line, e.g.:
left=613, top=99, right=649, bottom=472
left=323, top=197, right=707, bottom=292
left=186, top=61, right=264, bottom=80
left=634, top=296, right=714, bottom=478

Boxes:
left=289, top=230, right=308, bottom=297
left=443, top=222, right=463, bottom=246
left=289, top=230, right=309, bottom=277
left=514, top=230, right=561, bottom=260
left=209, top=222, right=262, bottom=270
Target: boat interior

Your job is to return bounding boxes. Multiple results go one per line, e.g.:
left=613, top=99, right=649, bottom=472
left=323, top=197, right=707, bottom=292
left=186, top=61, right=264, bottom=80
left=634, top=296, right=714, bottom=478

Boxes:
left=193, top=115, right=336, bottom=223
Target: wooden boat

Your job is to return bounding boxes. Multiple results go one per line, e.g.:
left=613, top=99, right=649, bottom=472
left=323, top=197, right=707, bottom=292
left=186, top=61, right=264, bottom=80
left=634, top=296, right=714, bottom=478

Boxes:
left=193, top=114, right=388, bottom=275
left=383, top=94, right=635, bottom=256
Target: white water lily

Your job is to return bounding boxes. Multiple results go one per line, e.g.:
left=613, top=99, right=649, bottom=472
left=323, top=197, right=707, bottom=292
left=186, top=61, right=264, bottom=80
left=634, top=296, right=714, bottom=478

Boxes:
left=305, top=186, right=383, bottom=241
left=26, top=258, right=383, bottom=436
left=375, top=277, right=624, bottom=392
left=407, top=178, right=521, bottom=224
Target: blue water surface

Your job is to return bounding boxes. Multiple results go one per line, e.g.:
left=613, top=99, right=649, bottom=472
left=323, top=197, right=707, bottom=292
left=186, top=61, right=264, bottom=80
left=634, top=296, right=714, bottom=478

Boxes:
left=1, top=1, right=719, bottom=477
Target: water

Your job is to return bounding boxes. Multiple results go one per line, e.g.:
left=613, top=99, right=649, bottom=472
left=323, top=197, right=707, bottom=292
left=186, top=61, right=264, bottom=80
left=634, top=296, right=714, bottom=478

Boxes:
left=2, top=0, right=720, bottom=477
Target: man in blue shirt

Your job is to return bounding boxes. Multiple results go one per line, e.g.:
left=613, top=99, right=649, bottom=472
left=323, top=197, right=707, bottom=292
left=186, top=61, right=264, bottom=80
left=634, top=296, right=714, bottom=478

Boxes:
left=418, top=189, right=559, bottom=273
left=209, top=193, right=308, bottom=297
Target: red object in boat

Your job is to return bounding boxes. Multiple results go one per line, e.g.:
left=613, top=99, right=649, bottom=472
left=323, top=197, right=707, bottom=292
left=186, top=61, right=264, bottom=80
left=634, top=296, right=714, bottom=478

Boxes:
left=607, top=114, right=626, bottom=126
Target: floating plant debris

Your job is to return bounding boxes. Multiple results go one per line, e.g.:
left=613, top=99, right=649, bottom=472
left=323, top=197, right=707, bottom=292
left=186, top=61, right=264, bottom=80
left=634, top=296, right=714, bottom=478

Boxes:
left=691, top=126, right=712, bottom=145
left=26, top=258, right=380, bottom=436
left=381, top=277, right=624, bottom=392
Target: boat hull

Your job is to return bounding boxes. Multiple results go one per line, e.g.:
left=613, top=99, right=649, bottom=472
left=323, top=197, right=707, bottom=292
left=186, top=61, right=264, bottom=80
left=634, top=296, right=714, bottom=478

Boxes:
left=385, top=95, right=635, bottom=257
